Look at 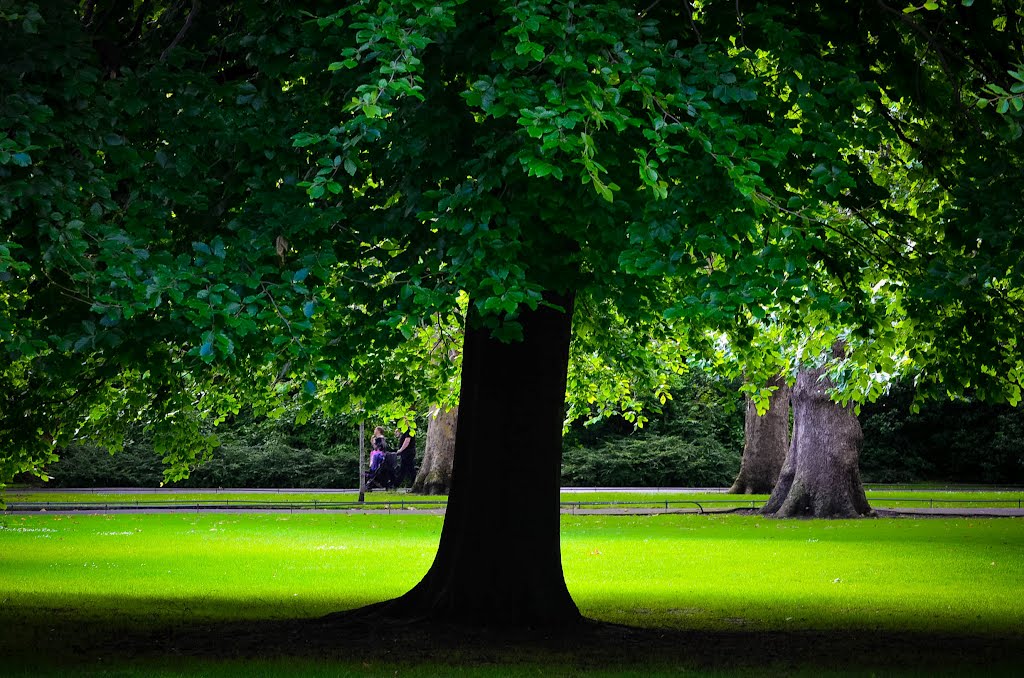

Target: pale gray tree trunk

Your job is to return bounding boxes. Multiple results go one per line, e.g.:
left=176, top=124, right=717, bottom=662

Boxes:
left=411, top=406, right=457, bottom=495
left=729, top=375, right=790, bottom=494
left=358, top=421, right=366, bottom=503
left=762, top=354, right=872, bottom=519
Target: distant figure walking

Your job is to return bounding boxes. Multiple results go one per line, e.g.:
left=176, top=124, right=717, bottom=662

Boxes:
left=369, top=426, right=388, bottom=472
left=395, top=426, right=416, bottom=488
left=366, top=426, right=395, bottom=489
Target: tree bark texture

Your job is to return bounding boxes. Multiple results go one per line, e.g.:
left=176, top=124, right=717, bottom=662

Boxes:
left=376, top=292, right=582, bottom=626
left=761, top=363, right=873, bottom=519
left=729, top=376, right=790, bottom=494
left=412, top=406, right=458, bottom=495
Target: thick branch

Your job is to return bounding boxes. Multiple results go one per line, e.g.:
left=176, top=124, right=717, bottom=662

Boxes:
left=160, top=0, right=200, bottom=63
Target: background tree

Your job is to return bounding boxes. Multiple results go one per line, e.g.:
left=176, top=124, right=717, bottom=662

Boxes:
left=412, top=406, right=457, bottom=495
left=729, top=375, right=790, bottom=494
left=762, top=343, right=873, bottom=518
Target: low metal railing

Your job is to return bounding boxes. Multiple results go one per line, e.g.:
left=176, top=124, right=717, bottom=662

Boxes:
left=558, top=499, right=766, bottom=514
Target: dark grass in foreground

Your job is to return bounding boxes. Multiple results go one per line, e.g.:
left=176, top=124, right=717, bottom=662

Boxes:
left=1, top=513, right=1022, bottom=675
left=5, top=613, right=1021, bottom=677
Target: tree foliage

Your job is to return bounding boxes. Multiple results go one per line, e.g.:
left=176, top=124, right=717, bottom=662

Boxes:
left=2, top=0, right=1023, bottom=492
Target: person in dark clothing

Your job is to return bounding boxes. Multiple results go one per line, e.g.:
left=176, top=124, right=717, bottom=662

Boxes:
left=367, top=426, right=395, bottom=489
left=369, top=427, right=388, bottom=472
left=394, top=427, right=416, bottom=488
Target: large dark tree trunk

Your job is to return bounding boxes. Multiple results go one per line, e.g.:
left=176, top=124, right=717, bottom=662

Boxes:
left=761, top=358, right=873, bottom=519
left=729, top=375, right=790, bottom=494
left=366, top=292, right=581, bottom=626
left=411, top=405, right=457, bottom=495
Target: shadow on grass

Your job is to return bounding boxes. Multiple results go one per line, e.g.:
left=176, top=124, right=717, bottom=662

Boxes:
left=3, top=597, right=1021, bottom=676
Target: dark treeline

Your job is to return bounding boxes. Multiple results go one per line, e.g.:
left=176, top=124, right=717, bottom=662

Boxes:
left=858, top=385, right=1024, bottom=485
left=27, top=376, right=1024, bottom=488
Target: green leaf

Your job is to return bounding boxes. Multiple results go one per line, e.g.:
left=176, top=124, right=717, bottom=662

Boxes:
left=515, top=41, right=541, bottom=56
left=292, top=132, right=322, bottom=147
left=293, top=268, right=309, bottom=283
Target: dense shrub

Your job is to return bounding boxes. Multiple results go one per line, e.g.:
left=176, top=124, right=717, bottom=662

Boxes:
left=562, top=372, right=745, bottom=487
left=30, top=377, right=1024, bottom=489
left=562, top=433, right=739, bottom=487
left=43, top=442, right=166, bottom=487
left=860, top=387, right=1024, bottom=485
left=182, top=442, right=358, bottom=488
left=42, top=409, right=364, bottom=488
left=43, top=439, right=360, bottom=489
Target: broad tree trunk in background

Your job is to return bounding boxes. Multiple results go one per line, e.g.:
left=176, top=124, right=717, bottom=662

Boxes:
left=368, top=292, right=581, bottom=626
left=761, top=356, right=872, bottom=519
left=412, top=406, right=458, bottom=495
left=729, top=375, right=790, bottom=494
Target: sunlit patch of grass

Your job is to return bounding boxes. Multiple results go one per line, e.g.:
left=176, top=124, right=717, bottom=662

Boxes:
left=0, top=493, right=1022, bottom=678
left=0, top=513, right=439, bottom=627
left=2, top=513, right=1022, bottom=674
left=562, top=515, right=1024, bottom=633
left=2, top=513, right=1021, bottom=637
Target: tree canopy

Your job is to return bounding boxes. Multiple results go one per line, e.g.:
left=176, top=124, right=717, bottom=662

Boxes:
left=2, top=1, right=1023, bottom=485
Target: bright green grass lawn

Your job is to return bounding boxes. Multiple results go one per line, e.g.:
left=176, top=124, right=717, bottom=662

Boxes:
left=568, top=514, right=1024, bottom=632
left=2, top=513, right=1022, bottom=676
left=1, top=512, right=1022, bottom=634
